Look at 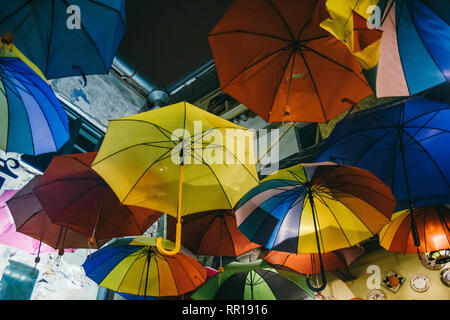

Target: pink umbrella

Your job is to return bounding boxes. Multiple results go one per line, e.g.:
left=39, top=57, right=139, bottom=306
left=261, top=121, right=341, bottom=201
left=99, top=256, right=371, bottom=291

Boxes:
left=0, top=190, right=73, bottom=255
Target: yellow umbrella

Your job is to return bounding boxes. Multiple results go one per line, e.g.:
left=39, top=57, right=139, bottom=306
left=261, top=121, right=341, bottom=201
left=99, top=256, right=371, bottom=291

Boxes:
left=91, top=101, right=260, bottom=255
left=0, top=35, right=47, bottom=81
left=320, top=0, right=382, bottom=70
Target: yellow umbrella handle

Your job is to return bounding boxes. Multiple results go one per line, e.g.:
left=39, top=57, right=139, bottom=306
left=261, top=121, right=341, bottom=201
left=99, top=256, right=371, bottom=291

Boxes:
left=157, top=164, right=184, bottom=256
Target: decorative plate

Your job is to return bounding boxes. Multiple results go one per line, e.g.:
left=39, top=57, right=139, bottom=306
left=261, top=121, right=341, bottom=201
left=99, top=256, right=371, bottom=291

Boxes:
left=382, top=270, right=405, bottom=293
left=368, top=289, right=386, bottom=300
left=440, top=268, right=450, bottom=287
left=410, top=274, right=429, bottom=293
left=419, top=252, right=445, bottom=270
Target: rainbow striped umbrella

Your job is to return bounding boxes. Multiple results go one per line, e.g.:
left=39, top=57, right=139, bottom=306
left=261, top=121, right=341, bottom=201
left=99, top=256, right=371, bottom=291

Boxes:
left=0, top=57, right=69, bottom=155
left=376, top=0, right=450, bottom=97
left=83, top=236, right=207, bottom=298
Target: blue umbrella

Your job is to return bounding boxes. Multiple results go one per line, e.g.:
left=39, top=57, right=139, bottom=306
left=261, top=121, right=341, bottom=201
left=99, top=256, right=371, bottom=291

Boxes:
left=0, top=57, right=70, bottom=155
left=315, top=97, right=450, bottom=246
left=0, top=0, right=126, bottom=80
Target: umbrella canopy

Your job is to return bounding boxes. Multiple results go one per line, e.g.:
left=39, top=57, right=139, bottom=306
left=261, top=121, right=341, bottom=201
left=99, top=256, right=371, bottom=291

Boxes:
left=33, top=152, right=162, bottom=245
left=320, top=0, right=382, bottom=91
left=166, top=210, right=260, bottom=257
left=83, top=236, right=207, bottom=297
left=0, top=189, right=60, bottom=255
left=263, top=245, right=365, bottom=275
left=91, top=101, right=260, bottom=255
left=192, top=260, right=314, bottom=300
left=7, top=176, right=109, bottom=250
left=0, top=0, right=126, bottom=80
left=0, top=36, right=46, bottom=80
left=380, top=205, right=450, bottom=254
left=208, top=0, right=372, bottom=123
left=316, top=97, right=450, bottom=246
left=376, top=0, right=450, bottom=97
left=235, top=161, right=395, bottom=291
left=0, top=56, right=69, bottom=155
left=235, top=162, right=395, bottom=254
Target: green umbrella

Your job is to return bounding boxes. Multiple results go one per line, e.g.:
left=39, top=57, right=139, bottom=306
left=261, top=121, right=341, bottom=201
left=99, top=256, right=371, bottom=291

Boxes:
left=192, top=260, right=313, bottom=300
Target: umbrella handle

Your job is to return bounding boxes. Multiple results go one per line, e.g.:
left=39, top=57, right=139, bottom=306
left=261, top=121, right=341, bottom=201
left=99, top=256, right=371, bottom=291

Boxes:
left=156, top=220, right=182, bottom=256
left=306, top=267, right=327, bottom=292
left=157, top=164, right=184, bottom=256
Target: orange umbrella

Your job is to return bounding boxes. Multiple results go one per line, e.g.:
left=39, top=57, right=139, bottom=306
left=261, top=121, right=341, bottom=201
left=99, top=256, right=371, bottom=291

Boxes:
left=380, top=205, right=450, bottom=254
left=263, top=245, right=365, bottom=275
left=209, top=0, right=372, bottom=123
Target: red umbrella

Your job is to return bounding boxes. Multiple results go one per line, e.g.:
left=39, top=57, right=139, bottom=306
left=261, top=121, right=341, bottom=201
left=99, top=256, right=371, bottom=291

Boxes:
left=167, top=210, right=260, bottom=257
left=33, top=153, right=162, bottom=245
left=263, top=245, right=365, bottom=275
left=209, top=0, right=372, bottom=123
left=7, top=176, right=110, bottom=250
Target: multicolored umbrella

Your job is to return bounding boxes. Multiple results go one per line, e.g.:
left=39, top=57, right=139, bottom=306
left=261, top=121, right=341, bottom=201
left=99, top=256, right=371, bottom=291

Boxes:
left=6, top=176, right=109, bottom=250
left=91, top=101, right=260, bottom=255
left=316, top=97, right=450, bottom=247
left=166, top=210, right=260, bottom=257
left=0, top=189, right=59, bottom=255
left=380, top=205, right=450, bottom=254
left=191, top=260, right=314, bottom=300
left=0, top=56, right=70, bottom=155
left=263, top=245, right=365, bottom=276
left=208, top=0, right=372, bottom=123
left=33, top=153, right=162, bottom=245
left=376, top=0, right=450, bottom=97
left=83, top=237, right=207, bottom=297
left=235, top=162, right=395, bottom=291
left=0, top=0, right=126, bottom=80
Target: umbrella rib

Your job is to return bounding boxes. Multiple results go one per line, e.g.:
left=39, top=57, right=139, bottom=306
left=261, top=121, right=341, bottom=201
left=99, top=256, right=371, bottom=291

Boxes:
left=220, top=44, right=293, bottom=90
left=222, top=214, right=237, bottom=256
left=300, top=43, right=369, bottom=85
left=352, top=129, right=397, bottom=167
left=114, top=247, right=147, bottom=294
left=0, top=0, right=34, bottom=27
left=14, top=209, right=42, bottom=232
left=313, top=193, right=353, bottom=250
left=45, top=0, right=56, bottom=75
left=266, top=0, right=295, bottom=40
left=378, top=214, right=401, bottom=249
left=403, top=111, right=441, bottom=146
left=209, top=30, right=292, bottom=43
left=189, top=148, right=234, bottom=209
left=195, top=214, right=218, bottom=255
left=33, top=177, right=100, bottom=191
left=121, top=148, right=173, bottom=205
left=401, top=129, right=450, bottom=187
left=406, top=1, right=447, bottom=79
left=296, top=47, right=328, bottom=122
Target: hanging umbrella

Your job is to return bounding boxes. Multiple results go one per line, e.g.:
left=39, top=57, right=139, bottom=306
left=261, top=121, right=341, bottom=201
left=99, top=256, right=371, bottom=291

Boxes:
left=166, top=209, right=260, bottom=257
left=315, top=97, right=450, bottom=247
left=320, top=0, right=383, bottom=92
left=33, top=152, right=162, bottom=245
left=0, top=189, right=60, bottom=255
left=0, top=35, right=46, bottom=80
left=192, top=260, right=314, bottom=300
left=0, top=55, right=70, bottom=155
left=208, top=0, right=372, bottom=123
left=380, top=205, right=450, bottom=254
left=0, top=0, right=126, bottom=80
left=376, top=0, right=450, bottom=97
left=263, top=245, right=365, bottom=276
left=235, top=161, right=395, bottom=291
left=83, top=236, right=207, bottom=297
left=91, top=101, right=260, bottom=255
left=7, top=176, right=109, bottom=251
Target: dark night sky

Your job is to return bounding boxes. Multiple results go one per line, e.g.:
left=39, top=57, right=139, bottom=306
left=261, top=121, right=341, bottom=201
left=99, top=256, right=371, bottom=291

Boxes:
left=118, top=0, right=234, bottom=89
